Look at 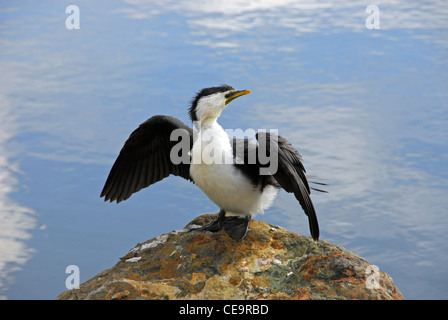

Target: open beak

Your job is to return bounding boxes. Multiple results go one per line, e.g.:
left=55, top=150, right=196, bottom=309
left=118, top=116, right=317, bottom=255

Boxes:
left=225, top=89, right=251, bottom=105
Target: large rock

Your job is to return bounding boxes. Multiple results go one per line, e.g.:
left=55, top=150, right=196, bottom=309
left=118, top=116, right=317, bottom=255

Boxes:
left=56, top=214, right=403, bottom=300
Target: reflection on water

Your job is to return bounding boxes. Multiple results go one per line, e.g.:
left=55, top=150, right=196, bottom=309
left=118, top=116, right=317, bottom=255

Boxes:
left=120, top=0, right=448, bottom=47
left=0, top=96, right=36, bottom=300
left=0, top=0, right=447, bottom=299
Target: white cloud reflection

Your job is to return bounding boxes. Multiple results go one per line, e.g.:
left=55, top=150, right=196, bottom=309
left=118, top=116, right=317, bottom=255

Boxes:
left=0, top=95, right=37, bottom=300
left=120, top=0, right=448, bottom=48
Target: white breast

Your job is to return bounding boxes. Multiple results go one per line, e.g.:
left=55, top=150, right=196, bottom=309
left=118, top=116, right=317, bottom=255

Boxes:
left=190, top=122, right=278, bottom=216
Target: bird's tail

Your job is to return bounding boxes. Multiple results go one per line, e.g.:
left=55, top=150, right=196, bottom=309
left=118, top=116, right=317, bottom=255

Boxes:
left=307, top=175, right=329, bottom=193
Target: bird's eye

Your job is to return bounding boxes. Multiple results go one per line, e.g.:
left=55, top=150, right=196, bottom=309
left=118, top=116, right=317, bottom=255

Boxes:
left=225, top=91, right=236, bottom=98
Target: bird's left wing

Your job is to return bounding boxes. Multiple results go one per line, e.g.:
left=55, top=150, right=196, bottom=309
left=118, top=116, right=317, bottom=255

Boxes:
left=101, top=115, right=194, bottom=203
left=256, top=132, right=320, bottom=240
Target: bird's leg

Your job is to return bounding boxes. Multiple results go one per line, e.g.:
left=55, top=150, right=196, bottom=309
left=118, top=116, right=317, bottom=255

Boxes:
left=189, top=209, right=226, bottom=233
left=223, top=214, right=251, bottom=241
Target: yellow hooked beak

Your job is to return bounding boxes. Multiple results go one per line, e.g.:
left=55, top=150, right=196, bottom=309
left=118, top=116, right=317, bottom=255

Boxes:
left=225, top=89, right=251, bottom=105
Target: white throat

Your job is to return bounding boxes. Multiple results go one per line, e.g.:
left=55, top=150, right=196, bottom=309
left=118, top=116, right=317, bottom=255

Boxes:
left=194, top=93, right=227, bottom=128
left=192, top=120, right=233, bottom=166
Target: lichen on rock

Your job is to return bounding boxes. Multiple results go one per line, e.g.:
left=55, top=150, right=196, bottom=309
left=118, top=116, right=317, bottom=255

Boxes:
left=56, top=214, right=404, bottom=300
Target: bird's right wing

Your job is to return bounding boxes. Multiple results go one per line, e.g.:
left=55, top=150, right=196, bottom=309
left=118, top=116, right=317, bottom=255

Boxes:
left=101, top=115, right=194, bottom=203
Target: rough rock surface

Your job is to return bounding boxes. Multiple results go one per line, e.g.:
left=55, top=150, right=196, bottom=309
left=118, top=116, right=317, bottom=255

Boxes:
left=56, top=214, right=404, bottom=300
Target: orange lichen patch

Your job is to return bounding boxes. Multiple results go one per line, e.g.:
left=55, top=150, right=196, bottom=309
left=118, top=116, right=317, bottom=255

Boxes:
left=290, top=288, right=312, bottom=300
left=270, top=238, right=284, bottom=250
left=127, top=280, right=180, bottom=300
left=190, top=272, right=206, bottom=283
left=111, top=290, right=130, bottom=300
left=193, top=275, right=244, bottom=300
left=229, top=275, right=242, bottom=286
left=245, top=275, right=271, bottom=289
left=128, top=273, right=142, bottom=281
left=300, top=256, right=330, bottom=280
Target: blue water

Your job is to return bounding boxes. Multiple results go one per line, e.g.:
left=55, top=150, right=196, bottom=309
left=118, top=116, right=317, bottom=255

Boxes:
left=1, top=0, right=447, bottom=299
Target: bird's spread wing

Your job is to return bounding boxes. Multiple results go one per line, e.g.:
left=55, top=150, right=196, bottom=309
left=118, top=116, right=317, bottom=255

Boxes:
left=256, top=132, right=320, bottom=240
left=101, top=115, right=193, bottom=203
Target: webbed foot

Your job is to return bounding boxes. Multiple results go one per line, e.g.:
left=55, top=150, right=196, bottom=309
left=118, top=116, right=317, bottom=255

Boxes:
left=223, top=215, right=250, bottom=240
left=189, top=210, right=250, bottom=241
left=189, top=210, right=226, bottom=233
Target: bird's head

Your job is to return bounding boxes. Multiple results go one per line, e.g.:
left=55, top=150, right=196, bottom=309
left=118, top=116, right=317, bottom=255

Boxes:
left=189, top=85, right=250, bottom=127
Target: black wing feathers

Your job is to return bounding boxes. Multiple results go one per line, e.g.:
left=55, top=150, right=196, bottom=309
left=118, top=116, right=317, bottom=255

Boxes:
left=256, top=132, right=319, bottom=241
left=101, top=115, right=193, bottom=203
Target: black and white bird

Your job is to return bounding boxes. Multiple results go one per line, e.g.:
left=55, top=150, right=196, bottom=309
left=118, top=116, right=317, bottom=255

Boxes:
left=101, top=85, right=323, bottom=241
